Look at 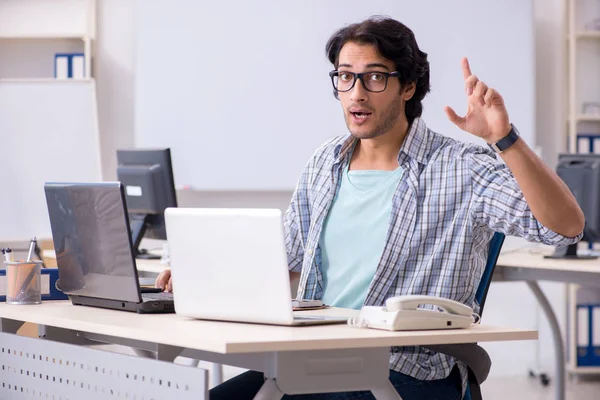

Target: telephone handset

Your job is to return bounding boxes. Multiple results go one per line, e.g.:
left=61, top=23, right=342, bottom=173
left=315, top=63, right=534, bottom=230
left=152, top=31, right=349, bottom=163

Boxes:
left=348, top=295, right=476, bottom=331
left=385, top=295, right=473, bottom=316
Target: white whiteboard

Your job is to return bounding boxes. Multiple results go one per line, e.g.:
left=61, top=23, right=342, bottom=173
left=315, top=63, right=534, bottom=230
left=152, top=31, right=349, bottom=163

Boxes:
left=135, top=0, right=534, bottom=190
left=0, top=81, right=101, bottom=240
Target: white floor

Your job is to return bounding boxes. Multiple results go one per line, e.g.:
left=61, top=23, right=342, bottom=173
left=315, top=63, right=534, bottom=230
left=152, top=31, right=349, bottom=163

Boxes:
left=481, top=375, right=600, bottom=400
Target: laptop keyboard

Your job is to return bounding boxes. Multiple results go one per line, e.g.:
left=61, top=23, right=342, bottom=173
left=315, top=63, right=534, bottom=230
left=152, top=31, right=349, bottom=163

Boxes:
left=141, top=292, right=173, bottom=301
left=294, top=315, right=346, bottom=321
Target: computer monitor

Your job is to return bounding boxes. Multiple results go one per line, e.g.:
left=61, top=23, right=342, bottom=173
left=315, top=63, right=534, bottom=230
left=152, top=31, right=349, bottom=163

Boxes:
left=116, top=148, right=177, bottom=259
left=545, top=153, right=600, bottom=260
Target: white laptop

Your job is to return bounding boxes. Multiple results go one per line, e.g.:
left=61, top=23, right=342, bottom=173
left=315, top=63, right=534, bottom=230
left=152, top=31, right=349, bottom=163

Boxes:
left=164, top=207, right=348, bottom=326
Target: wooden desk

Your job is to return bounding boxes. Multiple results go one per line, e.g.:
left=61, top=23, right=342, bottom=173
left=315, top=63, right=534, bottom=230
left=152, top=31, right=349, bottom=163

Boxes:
left=494, top=248, right=600, bottom=400
left=0, top=301, right=536, bottom=399
left=496, top=248, right=600, bottom=286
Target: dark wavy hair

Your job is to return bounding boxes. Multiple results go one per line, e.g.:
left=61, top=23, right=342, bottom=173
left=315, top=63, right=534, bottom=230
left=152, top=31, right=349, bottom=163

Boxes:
left=325, top=16, right=430, bottom=123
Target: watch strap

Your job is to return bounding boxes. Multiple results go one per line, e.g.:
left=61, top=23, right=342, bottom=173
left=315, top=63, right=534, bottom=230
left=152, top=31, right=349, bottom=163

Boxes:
left=489, top=124, right=519, bottom=153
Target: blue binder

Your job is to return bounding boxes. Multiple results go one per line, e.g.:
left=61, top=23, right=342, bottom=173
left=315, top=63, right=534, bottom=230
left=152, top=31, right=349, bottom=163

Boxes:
left=577, top=304, right=592, bottom=366
left=54, top=53, right=85, bottom=79
left=0, top=268, right=68, bottom=302
left=592, top=304, right=600, bottom=366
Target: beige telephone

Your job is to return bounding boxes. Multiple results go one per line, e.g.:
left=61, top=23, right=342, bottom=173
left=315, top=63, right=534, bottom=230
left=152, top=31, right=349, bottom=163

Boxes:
left=349, top=295, right=476, bottom=331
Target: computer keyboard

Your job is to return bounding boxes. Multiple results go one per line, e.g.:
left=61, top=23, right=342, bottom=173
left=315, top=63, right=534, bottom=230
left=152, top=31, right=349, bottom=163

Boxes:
left=141, top=291, right=173, bottom=301
left=140, top=286, right=163, bottom=294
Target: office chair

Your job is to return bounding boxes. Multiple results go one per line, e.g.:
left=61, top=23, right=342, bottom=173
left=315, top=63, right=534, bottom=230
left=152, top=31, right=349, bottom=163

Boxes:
left=425, top=232, right=506, bottom=400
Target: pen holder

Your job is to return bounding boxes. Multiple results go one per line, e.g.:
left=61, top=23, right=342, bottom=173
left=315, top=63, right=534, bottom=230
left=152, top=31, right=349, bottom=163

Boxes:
left=4, top=260, right=43, bottom=305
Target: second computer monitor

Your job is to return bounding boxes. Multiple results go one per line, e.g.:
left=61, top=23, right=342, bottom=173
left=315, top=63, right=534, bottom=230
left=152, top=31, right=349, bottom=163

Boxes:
left=547, top=153, right=600, bottom=259
left=116, top=148, right=177, bottom=259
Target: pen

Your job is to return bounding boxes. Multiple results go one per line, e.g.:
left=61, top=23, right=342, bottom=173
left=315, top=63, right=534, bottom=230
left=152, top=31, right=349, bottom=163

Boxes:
left=4, top=248, right=12, bottom=263
left=17, top=264, right=39, bottom=301
left=26, top=236, right=36, bottom=262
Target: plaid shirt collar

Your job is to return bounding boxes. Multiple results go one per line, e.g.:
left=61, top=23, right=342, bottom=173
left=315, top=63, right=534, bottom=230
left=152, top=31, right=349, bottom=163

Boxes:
left=332, top=117, right=433, bottom=166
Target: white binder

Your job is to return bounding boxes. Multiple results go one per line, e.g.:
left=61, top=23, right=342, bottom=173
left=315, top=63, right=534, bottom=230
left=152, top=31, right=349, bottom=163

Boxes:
left=71, top=54, right=85, bottom=79
left=578, top=306, right=589, bottom=348
left=54, top=55, right=69, bottom=79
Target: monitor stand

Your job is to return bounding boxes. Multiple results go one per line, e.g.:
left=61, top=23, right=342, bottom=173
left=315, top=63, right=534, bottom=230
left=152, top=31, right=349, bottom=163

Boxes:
left=543, top=243, right=597, bottom=260
left=129, top=214, right=161, bottom=260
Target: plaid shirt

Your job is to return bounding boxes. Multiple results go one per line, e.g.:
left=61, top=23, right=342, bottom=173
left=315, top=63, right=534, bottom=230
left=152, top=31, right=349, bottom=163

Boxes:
left=284, top=117, right=581, bottom=384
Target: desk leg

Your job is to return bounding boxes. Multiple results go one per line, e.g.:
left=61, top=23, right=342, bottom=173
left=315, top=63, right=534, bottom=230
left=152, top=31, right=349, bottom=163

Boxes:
left=211, top=362, right=224, bottom=386
left=178, top=357, right=200, bottom=367
left=252, top=378, right=402, bottom=400
left=371, top=381, right=403, bottom=400
left=131, top=344, right=183, bottom=362
left=526, top=281, right=565, bottom=400
left=254, top=379, right=284, bottom=400
left=176, top=357, right=223, bottom=387
left=133, top=348, right=156, bottom=359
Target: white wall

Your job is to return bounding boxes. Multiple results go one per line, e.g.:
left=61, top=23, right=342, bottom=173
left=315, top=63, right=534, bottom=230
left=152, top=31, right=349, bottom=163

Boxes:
left=97, top=0, right=567, bottom=379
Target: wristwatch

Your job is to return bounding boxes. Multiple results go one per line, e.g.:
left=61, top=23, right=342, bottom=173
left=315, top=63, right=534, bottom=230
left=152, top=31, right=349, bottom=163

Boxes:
left=488, top=124, right=520, bottom=153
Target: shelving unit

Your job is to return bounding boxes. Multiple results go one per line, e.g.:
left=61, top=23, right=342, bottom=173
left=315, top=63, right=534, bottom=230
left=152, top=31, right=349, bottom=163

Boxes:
left=566, top=282, right=600, bottom=376
left=0, top=78, right=93, bottom=83
left=565, top=0, right=600, bottom=378
left=566, top=0, right=600, bottom=153
left=567, top=365, right=600, bottom=374
left=574, top=115, right=600, bottom=121
left=568, top=31, right=600, bottom=39
left=0, top=0, right=102, bottom=240
left=0, top=0, right=96, bottom=80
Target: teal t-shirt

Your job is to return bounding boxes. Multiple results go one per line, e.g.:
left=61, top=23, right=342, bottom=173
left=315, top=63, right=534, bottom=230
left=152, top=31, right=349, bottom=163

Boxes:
left=320, top=163, right=403, bottom=309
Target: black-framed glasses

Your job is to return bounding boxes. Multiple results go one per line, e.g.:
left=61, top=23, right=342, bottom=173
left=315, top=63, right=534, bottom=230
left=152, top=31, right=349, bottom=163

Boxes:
left=329, top=70, right=400, bottom=93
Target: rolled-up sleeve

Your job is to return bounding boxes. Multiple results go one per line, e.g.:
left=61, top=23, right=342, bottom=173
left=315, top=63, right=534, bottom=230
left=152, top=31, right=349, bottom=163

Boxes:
left=468, top=148, right=583, bottom=246
left=284, top=158, right=314, bottom=273
left=284, top=201, right=304, bottom=272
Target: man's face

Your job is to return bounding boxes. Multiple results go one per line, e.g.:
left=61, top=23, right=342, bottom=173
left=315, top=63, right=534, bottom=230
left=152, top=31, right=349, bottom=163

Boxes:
left=336, top=42, right=410, bottom=139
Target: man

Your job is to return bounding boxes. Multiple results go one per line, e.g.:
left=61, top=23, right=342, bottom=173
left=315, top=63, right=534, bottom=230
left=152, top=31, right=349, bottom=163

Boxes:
left=157, top=16, right=584, bottom=399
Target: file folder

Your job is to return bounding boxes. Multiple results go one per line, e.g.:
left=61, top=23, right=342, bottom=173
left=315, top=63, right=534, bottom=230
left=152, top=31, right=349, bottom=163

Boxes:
left=592, top=304, right=600, bottom=366
left=54, top=53, right=86, bottom=79
left=54, top=54, right=69, bottom=79
left=71, top=54, right=85, bottom=79
left=0, top=268, right=67, bottom=302
left=576, top=134, right=600, bottom=154
left=594, top=139, right=600, bottom=155
left=577, top=305, right=592, bottom=366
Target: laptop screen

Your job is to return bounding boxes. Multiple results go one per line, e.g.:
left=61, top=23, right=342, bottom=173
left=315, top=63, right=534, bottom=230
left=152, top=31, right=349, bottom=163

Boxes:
left=44, top=182, right=141, bottom=303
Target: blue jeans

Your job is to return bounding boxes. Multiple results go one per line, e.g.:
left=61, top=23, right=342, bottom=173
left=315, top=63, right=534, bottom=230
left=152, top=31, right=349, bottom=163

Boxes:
left=209, top=365, right=462, bottom=400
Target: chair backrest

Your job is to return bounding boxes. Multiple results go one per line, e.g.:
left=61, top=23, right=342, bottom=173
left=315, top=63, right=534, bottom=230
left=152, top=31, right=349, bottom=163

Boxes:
left=474, top=232, right=505, bottom=317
